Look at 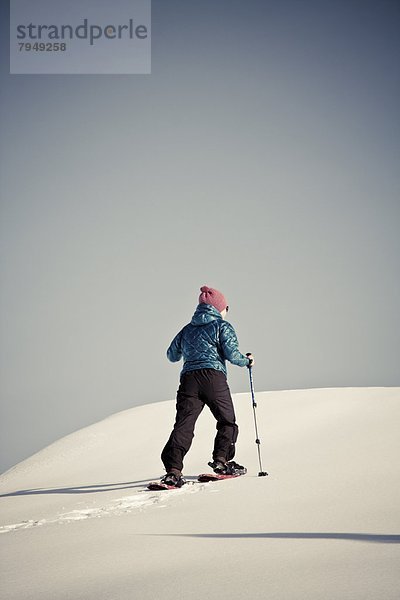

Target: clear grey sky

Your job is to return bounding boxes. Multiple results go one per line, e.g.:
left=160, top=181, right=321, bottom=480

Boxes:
left=1, top=0, right=399, bottom=474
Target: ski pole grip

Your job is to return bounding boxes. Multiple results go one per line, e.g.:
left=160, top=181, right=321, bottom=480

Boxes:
left=246, top=352, right=254, bottom=368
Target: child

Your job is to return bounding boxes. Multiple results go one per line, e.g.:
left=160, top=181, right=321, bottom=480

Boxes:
left=161, top=285, right=254, bottom=487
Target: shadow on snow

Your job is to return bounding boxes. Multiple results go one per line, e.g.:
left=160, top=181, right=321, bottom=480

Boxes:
left=146, top=532, right=400, bottom=544
left=0, top=479, right=160, bottom=497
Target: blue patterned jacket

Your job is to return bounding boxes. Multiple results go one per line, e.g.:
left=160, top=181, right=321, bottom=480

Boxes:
left=167, top=303, right=250, bottom=376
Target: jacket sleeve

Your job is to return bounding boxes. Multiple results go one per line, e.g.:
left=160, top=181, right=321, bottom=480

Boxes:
left=167, top=329, right=183, bottom=362
left=219, top=321, right=250, bottom=367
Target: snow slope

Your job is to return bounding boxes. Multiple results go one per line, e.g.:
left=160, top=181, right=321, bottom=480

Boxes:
left=1, top=387, right=399, bottom=600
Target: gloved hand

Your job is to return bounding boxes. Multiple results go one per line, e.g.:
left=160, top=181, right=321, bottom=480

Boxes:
left=246, top=353, right=255, bottom=367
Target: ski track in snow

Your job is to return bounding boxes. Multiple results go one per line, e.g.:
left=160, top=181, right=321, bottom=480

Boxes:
left=0, top=481, right=212, bottom=534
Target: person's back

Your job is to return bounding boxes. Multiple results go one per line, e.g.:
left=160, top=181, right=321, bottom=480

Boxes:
left=160, top=285, right=254, bottom=488
left=168, top=302, right=249, bottom=375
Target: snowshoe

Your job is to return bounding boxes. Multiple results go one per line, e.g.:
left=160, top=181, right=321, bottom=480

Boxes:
left=208, top=460, right=247, bottom=476
left=198, top=472, right=241, bottom=483
left=147, top=472, right=186, bottom=491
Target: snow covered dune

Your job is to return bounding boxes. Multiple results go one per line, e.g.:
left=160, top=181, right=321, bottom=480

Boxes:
left=1, top=387, right=399, bottom=600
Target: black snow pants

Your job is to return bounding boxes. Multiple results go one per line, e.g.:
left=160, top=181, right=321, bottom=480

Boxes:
left=161, top=368, right=238, bottom=473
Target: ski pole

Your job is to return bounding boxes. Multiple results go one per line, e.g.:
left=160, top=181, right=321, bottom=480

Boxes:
left=246, top=354, right=268, bottom=477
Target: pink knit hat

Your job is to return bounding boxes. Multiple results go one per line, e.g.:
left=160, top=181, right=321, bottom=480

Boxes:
left=198, top=286, right=228, bottom=313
